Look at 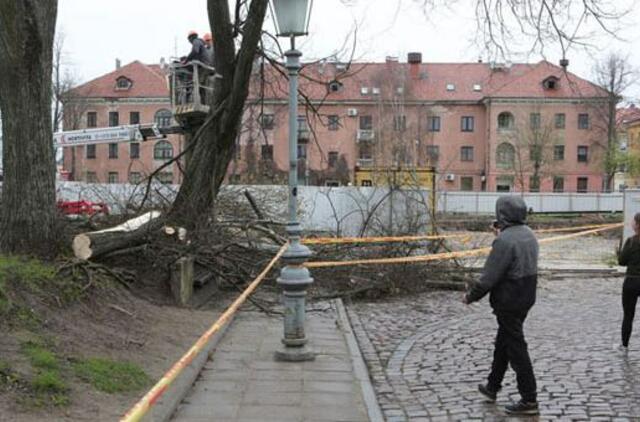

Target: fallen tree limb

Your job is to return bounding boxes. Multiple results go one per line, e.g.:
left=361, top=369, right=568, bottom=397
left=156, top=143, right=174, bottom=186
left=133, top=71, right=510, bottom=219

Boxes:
left=72, top=211, right=163, bottom=260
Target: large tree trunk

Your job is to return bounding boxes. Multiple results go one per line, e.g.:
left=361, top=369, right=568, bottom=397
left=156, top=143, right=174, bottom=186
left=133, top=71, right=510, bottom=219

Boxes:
left=169, top=0, right=269, bottom=228
left=0, top=0, right=59, bottom=256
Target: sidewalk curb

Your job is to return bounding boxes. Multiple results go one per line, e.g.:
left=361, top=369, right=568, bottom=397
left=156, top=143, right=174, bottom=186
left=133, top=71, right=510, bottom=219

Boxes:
left=334, top=299, right=384, bottom=422
left=146, top=313, right=236, bottom=422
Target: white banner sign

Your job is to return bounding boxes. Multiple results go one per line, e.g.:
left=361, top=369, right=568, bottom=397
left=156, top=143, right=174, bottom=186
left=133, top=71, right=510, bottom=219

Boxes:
left=54, top=126, right=137, bottom=147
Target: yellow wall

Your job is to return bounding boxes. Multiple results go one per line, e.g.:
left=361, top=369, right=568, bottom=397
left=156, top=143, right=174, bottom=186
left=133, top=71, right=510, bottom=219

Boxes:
left=354, top=167, right=435, bottom=188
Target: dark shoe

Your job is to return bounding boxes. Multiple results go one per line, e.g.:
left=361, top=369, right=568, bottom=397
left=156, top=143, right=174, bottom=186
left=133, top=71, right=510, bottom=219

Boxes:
left=478, top=384, right=497, bottom=402
left=505, top=400, right=539, bottom=415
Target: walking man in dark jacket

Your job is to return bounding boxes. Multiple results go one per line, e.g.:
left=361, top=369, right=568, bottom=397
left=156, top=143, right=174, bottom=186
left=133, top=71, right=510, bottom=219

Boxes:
left=464, top=196, right=539, bottom=415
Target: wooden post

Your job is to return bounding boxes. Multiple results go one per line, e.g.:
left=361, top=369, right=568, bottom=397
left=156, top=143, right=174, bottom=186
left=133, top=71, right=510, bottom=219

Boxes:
left=170, top=256, right=194, bottom=306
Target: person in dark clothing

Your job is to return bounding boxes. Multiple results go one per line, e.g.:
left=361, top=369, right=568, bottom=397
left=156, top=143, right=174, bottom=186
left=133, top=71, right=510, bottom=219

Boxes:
left=464, top=196, right=539, bottom=416
left=617, top=212, right=640, bottom=351
left=182, top=30, right=208, bottom=64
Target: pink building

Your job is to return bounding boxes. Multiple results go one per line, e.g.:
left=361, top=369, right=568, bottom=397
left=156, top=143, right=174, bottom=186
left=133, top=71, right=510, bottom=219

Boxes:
left=236, top=54, right=609, bottom=192
left=62, top=56, right=609, bottom=193
left=62, top=61, right=183, bottom=185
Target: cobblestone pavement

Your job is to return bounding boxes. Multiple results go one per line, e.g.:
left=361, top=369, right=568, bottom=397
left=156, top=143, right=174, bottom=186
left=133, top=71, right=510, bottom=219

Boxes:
left=348, top=276, right=640, bottom=421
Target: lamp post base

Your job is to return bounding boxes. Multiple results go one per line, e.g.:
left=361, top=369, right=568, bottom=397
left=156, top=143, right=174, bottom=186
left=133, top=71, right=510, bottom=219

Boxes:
left=274, top=345, right=315, bottom=362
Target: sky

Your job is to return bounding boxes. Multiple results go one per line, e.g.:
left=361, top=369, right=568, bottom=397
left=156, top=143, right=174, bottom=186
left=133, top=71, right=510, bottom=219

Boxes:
left=57, top=0, right=640, bottom=101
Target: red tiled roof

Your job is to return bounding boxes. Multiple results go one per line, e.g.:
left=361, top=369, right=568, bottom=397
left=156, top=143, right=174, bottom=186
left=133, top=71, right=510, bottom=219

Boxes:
left=617, top=104, right=640, bottom=126
left=253, top=59, right=608, bottom=102
left=69, top=61, right=169, bottom=98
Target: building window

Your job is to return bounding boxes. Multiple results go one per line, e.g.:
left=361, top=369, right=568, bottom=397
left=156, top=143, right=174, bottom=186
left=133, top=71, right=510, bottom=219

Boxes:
left=555, top=113, right=566, bottom=129
left=86, top=171, right=97, bottom=183
left=261, top=145, right=273, bottom=161
left=577, top=177, right=588, bottom=193
left=158, top=172, right=173, bottom=185
left=108, top=143, right=118, bottom=159
left=129, top=111, right=140, bottom=125
left=297, top=144, right=307, bottom=159
left=328, top=151, right=339, bottom=168
left=426, top=145, right=440, bottom=162
left=496, top=142, right=515, bottom=169
left=427, top=116, right=441, bottom=132
left=328, top=115, right=340, bottom=130
left=108, top=172, right=119, bottom=184
left=154, top=140, right=173, bottom=160
left=297, top=115, right=309, bottom=137
left=87, top=112, right=97, bottom=128
left=543, top=76, right=559, bottom=90
left=86, top=144, right=96, bottom=159
left=577, top=145, right=588, bottom=163
left=154, top=109, right=172, bottom=128
left=130, top=142, right=140, bottom=159
left=361, top=180, right=373, bottom=187
left=497, top=112, right=514, bottom=130
left=116, top=77, right=132, bottom=90
left=393, top=115, right=406, bottom=132
left=529, top=176, right=540, bottom=192
left=578, top=113, right=590, bottom=129
left=461, top=116, right=474, bottom=132
left=259, top=113, right=275, bottom=130
left=460, top=146, right=474, bottom=162
left=529, top=144, right=542, bottom=161
left=446, top=83, right=455, bottom=91
left=460, top=176, right=473, bottom=191
left=129, top=172, right=142, bottom=184
left=530, top=113, right=541, bottom=130
left=108, top=112, right=119, bottom=127
left=359, top=115, right=373, bottom=130
left=553, top=176, right=564, bottom=192
left=327, top=80, right=343, bottom=93
left=553, top=145, right=565, bottom=161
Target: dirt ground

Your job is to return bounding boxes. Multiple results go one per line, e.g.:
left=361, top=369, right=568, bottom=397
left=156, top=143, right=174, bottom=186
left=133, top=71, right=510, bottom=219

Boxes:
left=0, top=285, right=236, bottom=422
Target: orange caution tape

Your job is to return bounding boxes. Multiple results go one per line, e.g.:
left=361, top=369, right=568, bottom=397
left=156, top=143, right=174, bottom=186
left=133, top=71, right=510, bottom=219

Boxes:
left=305, top=223, right=622, bottom=269
left=302, top=223, right=620, bottom=246
left=120, top=244, right=287, bottom=422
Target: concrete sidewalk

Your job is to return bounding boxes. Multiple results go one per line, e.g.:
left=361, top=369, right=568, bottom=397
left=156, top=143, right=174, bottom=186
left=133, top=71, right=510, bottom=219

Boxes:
left=171, top=301, right=380, bottom=422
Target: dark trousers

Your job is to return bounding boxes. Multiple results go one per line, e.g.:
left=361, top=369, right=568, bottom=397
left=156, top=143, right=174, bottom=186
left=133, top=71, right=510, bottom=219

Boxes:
left=622, top=278, right=640, bottom=347
left=487, top=311, right=537, bottom=403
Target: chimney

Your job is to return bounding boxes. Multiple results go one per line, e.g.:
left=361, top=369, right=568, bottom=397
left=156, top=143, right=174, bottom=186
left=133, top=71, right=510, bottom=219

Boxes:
left=160, top=57, right=166, bottom=69
left=408, top=52, right=422, bottom=80
left=115, top=58, right=121, bottom=70
left=407, top=52, right=422, bottom=64
left=560, top=58, right=569, bottom=69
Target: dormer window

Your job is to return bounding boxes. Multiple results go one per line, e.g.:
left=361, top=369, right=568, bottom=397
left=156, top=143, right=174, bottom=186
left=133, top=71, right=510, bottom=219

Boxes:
left=115, top=76, right=132, bottom=91
left=327, top=79, right=343, bottom=93
left=542, top=76, right=559, bottom=90
left=446, top=83, right=455, bottom=91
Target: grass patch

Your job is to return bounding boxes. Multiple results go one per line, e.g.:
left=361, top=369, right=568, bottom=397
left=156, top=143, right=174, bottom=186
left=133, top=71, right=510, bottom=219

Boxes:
left=73, top=358, right=149, bottom=393
left=22, top=342, right=59, bottom=371
left=0, top=255, right=55, bottom=287
left=18, top=340, right=70, bottom=407
left=31, top=370, right=66, bottom=393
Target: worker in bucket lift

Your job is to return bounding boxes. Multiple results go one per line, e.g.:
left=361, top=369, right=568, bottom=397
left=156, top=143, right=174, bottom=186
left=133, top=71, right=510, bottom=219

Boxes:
left=203, top=33, right=215, bottom=67
left=181, top=30, right=208, bottom=65
left=177, top=31, right=208, bottom=104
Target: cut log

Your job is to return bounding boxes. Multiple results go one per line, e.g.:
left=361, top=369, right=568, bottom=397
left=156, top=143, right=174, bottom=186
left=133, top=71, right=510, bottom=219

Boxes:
left=72, top=211, right=162, bottom=260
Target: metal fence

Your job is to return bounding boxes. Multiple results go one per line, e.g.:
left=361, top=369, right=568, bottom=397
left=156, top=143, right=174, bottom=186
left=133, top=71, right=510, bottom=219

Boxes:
left=437, top=191, right=623, bottom=214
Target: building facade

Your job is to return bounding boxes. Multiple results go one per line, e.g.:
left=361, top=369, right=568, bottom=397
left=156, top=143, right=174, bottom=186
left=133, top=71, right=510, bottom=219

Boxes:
left=62, top=56, right=609, bottom=192
left=235, top=55, right=609, bottom=192
left=62, top=61, right=182, bottom=185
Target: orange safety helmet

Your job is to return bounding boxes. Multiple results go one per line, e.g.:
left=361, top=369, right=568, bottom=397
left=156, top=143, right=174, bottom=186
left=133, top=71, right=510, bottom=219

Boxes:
left=203, top=33, right=212, bottom=43
left=187, top=30, right=198, bottom=39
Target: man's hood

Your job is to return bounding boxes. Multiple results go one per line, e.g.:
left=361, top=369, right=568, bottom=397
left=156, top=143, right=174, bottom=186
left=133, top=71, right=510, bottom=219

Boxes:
left=495, top=196, right=528, bottom=228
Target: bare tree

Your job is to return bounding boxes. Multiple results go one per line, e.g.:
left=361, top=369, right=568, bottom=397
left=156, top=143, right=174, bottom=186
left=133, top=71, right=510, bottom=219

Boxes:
left=504, top=111, right=559, bottom=191
left=169, top=0, right=270, bottom=228
left=414, top=0, right=631, bottom=60
left=0, top=0, right=58, bottom=256
left=592, top=53, right=636, bottom=191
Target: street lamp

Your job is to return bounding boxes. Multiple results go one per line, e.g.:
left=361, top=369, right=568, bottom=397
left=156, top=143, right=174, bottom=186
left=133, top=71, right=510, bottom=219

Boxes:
left=269, top=0, right=315, bottom=362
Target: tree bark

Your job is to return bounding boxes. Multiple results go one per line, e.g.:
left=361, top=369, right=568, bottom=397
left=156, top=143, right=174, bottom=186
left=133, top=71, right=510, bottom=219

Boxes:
left=0, top=0, right=59, bottom=256
left=72, top=211, right=163, bottom=260
left=169, top=0, right=269, bottom=228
